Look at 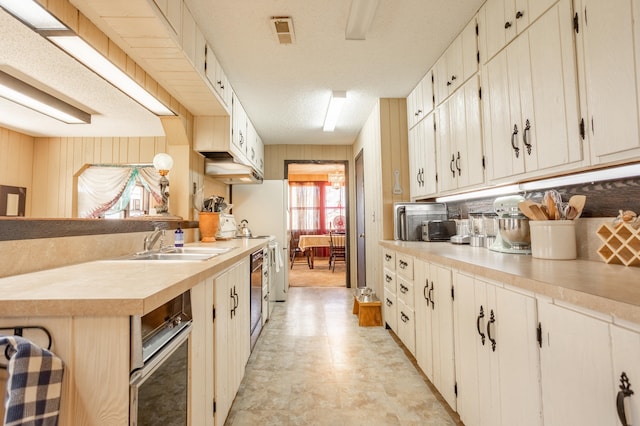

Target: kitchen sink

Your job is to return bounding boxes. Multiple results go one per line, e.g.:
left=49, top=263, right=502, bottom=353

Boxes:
left=118, top=246, right=236, bottom=261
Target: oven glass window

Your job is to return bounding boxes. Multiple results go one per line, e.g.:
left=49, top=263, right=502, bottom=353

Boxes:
left=137, top=339, right=188, bottom=426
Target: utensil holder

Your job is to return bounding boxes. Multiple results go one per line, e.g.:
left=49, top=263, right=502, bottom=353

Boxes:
left=596, top=223, right=640, bottom=266
left=530, top=220, right=576, bottom=260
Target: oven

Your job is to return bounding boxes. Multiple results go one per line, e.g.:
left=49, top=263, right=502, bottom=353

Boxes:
left=130, top=291, right=192, bottom=426
left=250, top=249, right=263, bottom=350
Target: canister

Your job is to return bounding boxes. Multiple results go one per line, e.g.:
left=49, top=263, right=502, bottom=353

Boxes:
left=529, top=220, right=577, bottom=260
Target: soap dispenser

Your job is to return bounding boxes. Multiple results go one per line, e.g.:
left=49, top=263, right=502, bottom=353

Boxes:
left=174, top=226, right=184, bottom=247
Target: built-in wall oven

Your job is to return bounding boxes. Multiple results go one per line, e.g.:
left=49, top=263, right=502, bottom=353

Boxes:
left=250, top=249, right=263, bottom=350
left=130, top=291, right=192, bottom=426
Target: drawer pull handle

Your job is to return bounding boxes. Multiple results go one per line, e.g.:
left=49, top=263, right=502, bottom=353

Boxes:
left=385, top=254, right=391, bottom=261
left=386, top=298, right=393, bottom=307
left=477, top=305, right=486, bottom=345
left=400, top=284, right=408, bottom=294
left=617, top=372, right=634, bottom=426
left=487, top=309, right=496, bottom=351
left=385, top=275, right=392, bottom=283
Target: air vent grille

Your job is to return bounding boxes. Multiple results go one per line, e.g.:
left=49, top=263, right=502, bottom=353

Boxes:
left=271, top=17, right=295, bottom=44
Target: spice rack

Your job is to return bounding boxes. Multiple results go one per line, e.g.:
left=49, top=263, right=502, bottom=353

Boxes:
left=596, top=223, right=640, bottom=266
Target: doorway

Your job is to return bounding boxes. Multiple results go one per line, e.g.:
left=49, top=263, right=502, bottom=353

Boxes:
left=285, top=160, right=349, bottom=288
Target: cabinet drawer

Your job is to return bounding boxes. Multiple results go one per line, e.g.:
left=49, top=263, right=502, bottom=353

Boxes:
left=397, top=298, right=416, bottom=355
left=383, top=268, right=396, bottom=293
left=396, top=254, right=414, bottom=280
left=383, top=289, right=398, bottom=332
left=397, top=276, right=415, bottom=309
left=382, top=249, right=396, bottom=271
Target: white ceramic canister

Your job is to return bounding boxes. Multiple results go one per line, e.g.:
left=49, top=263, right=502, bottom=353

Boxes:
left=529, top=220, right=577, bottom=260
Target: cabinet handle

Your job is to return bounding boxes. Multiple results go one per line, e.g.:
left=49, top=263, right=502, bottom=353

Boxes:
left=385, top=254, right=392, bottom=261
left=617, top=372, right=634, bottom=426
left=516, top=10, right=524, bottom=19
left=401, top=312, right=409, bottom=323
left=450, top=154, right=456, bottom=177
left=523, top=119, right=532, bottom=155
left=447, top=81, right=452, bottom=87
left=423, top=280, right=430, bottom=303
left=230, top=288, right=236, bottom=318
left=385, top=274, right=392, bottom=283
left=504, top=21, right=512, bottom=29
left=476, top=305, right=486, bottom=345
left=386, top=298, right=393, bottom=307
left=511, top=124, right=520, bottom=158
left=399, top=260, right=407, bottom=269
left=455, top=151, right=461, bottom=176
left=239, top=130, right=244, bottom=147
left=429, top=281, right=435, bottom=310
left=400, top=283, right=408, bottom=294
left=451, top=75, right=457, bottom=81
left=487, top=309, right=497, bottom=352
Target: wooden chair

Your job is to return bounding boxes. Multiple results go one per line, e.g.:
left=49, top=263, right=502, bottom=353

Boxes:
left=289, top=231, right=311, bottom=269
left=328, top=231, right=346, bottom=272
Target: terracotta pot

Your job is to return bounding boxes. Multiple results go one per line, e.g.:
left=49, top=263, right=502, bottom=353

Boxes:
left=198, top=212, right=220, bottom=242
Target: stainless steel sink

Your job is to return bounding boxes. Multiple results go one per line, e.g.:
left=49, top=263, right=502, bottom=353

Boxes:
left=119, top=247, right=235, bottom=261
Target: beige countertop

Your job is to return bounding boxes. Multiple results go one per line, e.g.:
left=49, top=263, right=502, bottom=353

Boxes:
left=380, top=240, right=640, bottom=324
left=0, top=238, right=268, bottom=317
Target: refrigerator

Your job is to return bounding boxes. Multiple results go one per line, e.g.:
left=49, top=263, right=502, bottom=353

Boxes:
left=232, top=180, right=289, bottom=303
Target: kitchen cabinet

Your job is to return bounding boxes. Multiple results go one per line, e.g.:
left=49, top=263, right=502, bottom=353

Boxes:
left=611, top=323, right=640, bottom=426
left=213, top=257, right=250, bottom=425
left=435, top=17, right=479, bottom=105
left=181, top=4, right=198, bottom=67
left=232, top=93, right=248, bottom=159
left=246, top=119, right=264, bottom=174
left=395, top=253, right=415, bottom=353
left=538, top=300, right=616, bottom=425
left=574, top=0, right=640, bottom=164
left=205, top=45, right=232, bottom=108
left=153, top=0, right=182, bottom=41
left=382, top=249, right=398, bottom=332
left=454, top=272, right=541, bottom=426
left=481, top=0, right=558, bottom=63
left=408, top=112, right=437, bottom=199
left=407, top=70, right=434, bottom=129
left=482, top=0, right=583, bottom=183
left=414, top=259, right=456, bottom=410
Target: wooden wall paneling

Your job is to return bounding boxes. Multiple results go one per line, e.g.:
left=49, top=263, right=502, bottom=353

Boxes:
left=127, top=137, right=140, bottom=163
left=78, top=13, right=108, bottom=54
left=140, top=137, right=156, bottom=162
left=119, top=138, right=129, bottom=163
left=42, top=0, right=79, bottom=33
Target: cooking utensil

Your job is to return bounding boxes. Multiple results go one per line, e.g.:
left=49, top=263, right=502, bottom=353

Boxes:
left=543, top=190, right=563, bottom=220
left=519, top=200, right=544, bottom=220
left=568, top=195, right=586, bottom=219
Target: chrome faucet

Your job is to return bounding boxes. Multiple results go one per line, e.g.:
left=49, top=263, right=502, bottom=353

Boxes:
left=144, top=228, right=165, bottom=252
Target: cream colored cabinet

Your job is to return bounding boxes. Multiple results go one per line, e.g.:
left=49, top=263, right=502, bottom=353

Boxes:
left=191, top=278, right=215, bottom=426
left=213, top=257, right=250, bottom=425
left=538, top=300, right=616, bottom=426
left=481, top=0, right=558, bottom=63
left=435, top=18, right=479, bottom=105
left=395, top=253, right=415, bottom=354
left=204, top=45, right=232, bottom=108
left=382, top=249, right=398, bottom=332
left=153, top=0, right=182, bottom=40
left=231, top=93, right=248, bottom=159
left=575, top=0, right=640, bottom=164
left=437, top=76, right=485, bottom=193
left=482, top=0, right=583, bottom=183
left=407, top=70, right=435, bottom=129
left=181, top=4, right=197, bottom=67
left=408, top=113, right=437, bottom=199
left=454, top=272, right=541, bottom=426
left=611, top=323, right=640, bottom=426
left=414, top=259, right=457, bottom=410
left=246, top=119, right=264, bottom=174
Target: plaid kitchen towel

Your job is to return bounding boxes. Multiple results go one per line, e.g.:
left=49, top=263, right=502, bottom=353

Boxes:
left=0, top=335, right=64, bottom=426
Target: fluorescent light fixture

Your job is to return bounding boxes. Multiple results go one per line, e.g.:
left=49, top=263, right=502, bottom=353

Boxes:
left=48, top=36, right=174, bottom=116
left=323, top=91, right=347, bottom=132
left=0, top=0, right=66, bottom=30
left=0, top=0, right=174, bottom=117
left=436, top=184, right=521, bottom=203
left=519, top=163, right=640, bottom=191
left=0, top=70, right=90, bottom=124
left=346, top=0, right=380, bottom=40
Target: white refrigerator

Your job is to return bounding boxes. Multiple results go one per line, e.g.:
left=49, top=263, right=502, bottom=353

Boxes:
left=232, top=180, right=289, bottom=302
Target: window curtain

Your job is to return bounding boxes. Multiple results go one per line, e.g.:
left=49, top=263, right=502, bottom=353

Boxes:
left=77, top=165, right=162, bottom=218
left=289, top=182, right=320, bottom=232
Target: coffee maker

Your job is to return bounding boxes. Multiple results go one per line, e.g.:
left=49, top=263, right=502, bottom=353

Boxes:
left=489, top=195, right=532, bottom=254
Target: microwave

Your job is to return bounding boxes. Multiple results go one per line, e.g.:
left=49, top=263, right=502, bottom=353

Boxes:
left=394, top=202, right=448, bottom=241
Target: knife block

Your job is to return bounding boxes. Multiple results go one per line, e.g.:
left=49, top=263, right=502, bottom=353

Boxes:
left=596, top=223, right=640, bottom=266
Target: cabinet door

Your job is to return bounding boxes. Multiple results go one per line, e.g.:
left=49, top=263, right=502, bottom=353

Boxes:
left=436, top=103, right=456, bottom=192
left=446, top=36, right=464, bottom=95
left=231, top=94, right=248, bottom=159
left=484, top=0, right=511, bottom=61
left=422, top=114, right=438, bottom=197
left=414, top=260, right=434, bottom=380
left=181, top=5, right=197, bottom=66
left=213, top=271, right=232, bottom=424
left=420, top=70, right=435, bottom=117
left=383, top=288, right=398, bottom=333
left=407, top=85, right=418, bottom=129
left=611, top=324, right=640, bottom=426
left=397, top=298, right=416, bottom=355
left=408, top=121, right=425, bottom=198
left=461, top=76, right=485, bottom=189
left=432, top=264, right=456, bottom=410
left=538, top=301, right=616, bottom=426
left=579, top=0, right=640, bottom=163
left=462, top=17, right=479, bottom=82
left=434, top=56, right=449, bottom=105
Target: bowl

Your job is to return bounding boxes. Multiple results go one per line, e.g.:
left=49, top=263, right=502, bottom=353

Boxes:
left=498, top=216, right=531, bottom=249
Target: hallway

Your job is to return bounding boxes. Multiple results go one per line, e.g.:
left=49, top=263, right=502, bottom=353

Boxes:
left=225, top=287, right=461, bottom=425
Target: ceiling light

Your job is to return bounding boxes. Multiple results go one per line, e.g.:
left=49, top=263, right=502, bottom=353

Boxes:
left=0, top=70, right=91, bottom=124
left=270, top=17, right=295, bottom=44
left=519, top=164, right=640, bottom=191
left=345, top=0, right=380, bottom=40
left=323, top=91, right=347, bottom=132
left=0, top=0, right=174, bottom=117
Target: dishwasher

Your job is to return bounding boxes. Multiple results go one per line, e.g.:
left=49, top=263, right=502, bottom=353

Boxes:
left=250, top=249, right=263, bottom=350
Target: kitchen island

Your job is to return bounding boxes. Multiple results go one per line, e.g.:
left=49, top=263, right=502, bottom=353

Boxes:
left=0, top=237, right=268, bottom=425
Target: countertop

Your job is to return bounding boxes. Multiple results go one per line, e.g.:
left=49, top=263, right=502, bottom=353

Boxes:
left=380, top=240, right=640, bottom=324
left=0, top=238, right=268, bottom=317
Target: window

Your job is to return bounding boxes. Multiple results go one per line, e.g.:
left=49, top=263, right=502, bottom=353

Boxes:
left=289, top=182, right=345, bottom=234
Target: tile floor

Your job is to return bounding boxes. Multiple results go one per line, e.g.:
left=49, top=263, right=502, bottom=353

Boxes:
left=225, top=287, right=462, bottom=425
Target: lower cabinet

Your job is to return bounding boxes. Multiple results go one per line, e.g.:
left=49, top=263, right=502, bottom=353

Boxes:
left=611, top=323, right=640, bottom=426
left=414, top=259, right=457, bottom=410
left=453, top=272, right=541, bottom=426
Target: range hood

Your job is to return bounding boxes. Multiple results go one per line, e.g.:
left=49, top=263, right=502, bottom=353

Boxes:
left=202, top=152, right=263, bottom=184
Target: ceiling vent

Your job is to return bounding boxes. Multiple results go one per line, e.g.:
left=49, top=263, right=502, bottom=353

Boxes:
left=270, top=17, right=295, bottom=44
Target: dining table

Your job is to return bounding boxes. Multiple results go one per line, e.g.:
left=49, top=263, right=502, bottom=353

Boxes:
left=298, top=233, right=345, bottom=268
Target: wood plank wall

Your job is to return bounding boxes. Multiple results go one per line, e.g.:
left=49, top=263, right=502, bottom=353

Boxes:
left=0, top=128, right=34, bottom=216
left=263, top=144, right=353, bottom=180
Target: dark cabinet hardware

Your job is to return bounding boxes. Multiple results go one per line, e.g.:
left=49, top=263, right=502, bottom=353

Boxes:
left=455, top=151, right=462, bottom=175
left=505, top=21, right=512, bottom=29
left=400, top=312, right=409, bottom=323
left=511, top=124, right=520, bottom=158
left=579, top=118, right=585, bottom=140
left=230, top=288, right=236, bottom=318
left=573, top=12, right=579, bottom=33
left=523, top=119, right=532, bottom=155
left=537, top=322, right=542, bottom=348
left=617, top=372, right=634, bottom=426
left=487, top=309, right=497, bottom=351
left=385, top=274, right=392, bottom=282
left=516, top=10, right=524, bottom=19
left=450, top=154, right=456, bottom=178
left=423, top=280, right=430, bottom=304
left=399, top=260, right=408, bottom=269
left=386, top=298, right=393, bottom=307
left=385, top=254, right=392, bottom=261
left=400, top=283, right=408, bottom=294
left=477, top=305, right=486, bottom=345
left=429, top=281, right=435, bottom=310
left=447, top=81, right=452, bottom=86
left=451, top=75, right=457, bottom=81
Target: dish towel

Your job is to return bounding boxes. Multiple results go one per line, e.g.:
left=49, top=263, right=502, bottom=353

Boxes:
left=0, top=335, right=64, bottom=426
left=273, top=242, right=283, bottom=272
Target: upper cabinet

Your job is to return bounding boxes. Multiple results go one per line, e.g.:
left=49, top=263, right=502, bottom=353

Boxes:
left=407, top=70, right=434, bottom=130
left=204, top=45, right=232, bottom=108
left=482, top=0, right=584, bottom=183
left=575, top=0, right=640, bottom=165
left=481, top=0, right=558, bottom=63
left=408, top=113, right=437, bottom=199
left=153, top=0, right=182, bottom=40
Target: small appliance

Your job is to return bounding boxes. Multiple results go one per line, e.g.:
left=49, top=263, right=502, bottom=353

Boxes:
left=394, top=202, right=448, bottom=241
left=216, top=213, right=237, bottom=239
left=489, top=195, right=532, bottom=254
left=421, top=220, right=457, bottom=241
